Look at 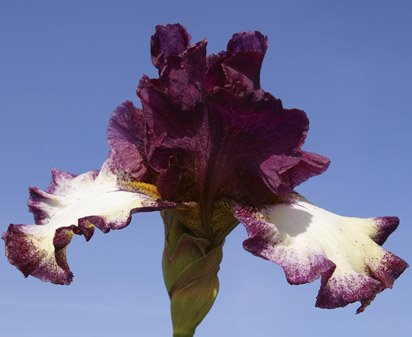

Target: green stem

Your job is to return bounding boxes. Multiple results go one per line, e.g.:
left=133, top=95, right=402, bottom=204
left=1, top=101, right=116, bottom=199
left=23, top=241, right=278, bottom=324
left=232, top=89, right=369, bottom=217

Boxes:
left=173, top=332, right=195, bottom=337
left=161, top=209, right=223, bottom=337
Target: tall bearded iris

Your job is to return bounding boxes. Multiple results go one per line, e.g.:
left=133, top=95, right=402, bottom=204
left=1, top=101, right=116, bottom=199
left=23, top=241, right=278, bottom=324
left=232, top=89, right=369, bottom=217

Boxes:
left=3, top=24, right=407, bottom=336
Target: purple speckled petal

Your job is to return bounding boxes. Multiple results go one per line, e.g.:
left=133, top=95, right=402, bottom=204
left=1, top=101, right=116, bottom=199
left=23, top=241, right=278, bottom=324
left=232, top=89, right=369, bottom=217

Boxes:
left=3, top=161, right=174, bottom=285
left=234, top=194, right=408, bottom=313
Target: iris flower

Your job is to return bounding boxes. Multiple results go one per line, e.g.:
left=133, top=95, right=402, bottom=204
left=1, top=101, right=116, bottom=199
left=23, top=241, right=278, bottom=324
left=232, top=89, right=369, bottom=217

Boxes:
left=3, top=24, right=407, bottom=337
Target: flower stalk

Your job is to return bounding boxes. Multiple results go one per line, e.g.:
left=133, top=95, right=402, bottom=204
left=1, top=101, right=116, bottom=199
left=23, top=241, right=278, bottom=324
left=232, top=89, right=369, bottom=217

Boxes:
left=161, top=209, right=223, bottom=337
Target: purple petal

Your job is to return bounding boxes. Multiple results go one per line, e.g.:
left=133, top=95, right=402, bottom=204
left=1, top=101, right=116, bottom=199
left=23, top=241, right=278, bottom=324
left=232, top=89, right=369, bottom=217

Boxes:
left=3, top=161, right=174, bottom=284
left=138, top=39, right=207, bottom=138
left=107, top=101, right=155, bottom=182
left=206, top=32, right=268, bottom=91
left=260, top=151, right=330, bottom=194
left=151, top=23, right=191, bottom=70
left=224, top=31, right=268, bottom=89
left=372, top=216, right=400, bottom=245
left=227, top=31, right=268, bottom=55
left=137, top=32, right=209, bottom=202
left=234, top=194, right=408, bottom=313
left=137, top=25, right=329, bottom=207
left=205, top=89, right=328, bottom=204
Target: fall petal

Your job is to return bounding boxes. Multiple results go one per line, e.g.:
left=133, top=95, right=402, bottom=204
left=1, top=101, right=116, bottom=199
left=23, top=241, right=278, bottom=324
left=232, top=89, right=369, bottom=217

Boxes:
left=234, top=194, right=408, bottom=312
left=3, top=162, right=174, bottom=284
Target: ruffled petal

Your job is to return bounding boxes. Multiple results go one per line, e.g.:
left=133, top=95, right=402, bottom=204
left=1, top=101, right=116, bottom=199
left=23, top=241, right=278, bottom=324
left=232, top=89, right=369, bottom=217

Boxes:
left=260, top=151, right=330, bottom=194
left=137, top=27, right=209, bottom=202
left=206, top=89, right=329, bottom=205
left=151, top=23, right=191, bottom=71
left=206, top=31, right=268, bottom=91
left=234, top=194, right=408, bottom=313
left=224, top=31, right=268, bottom=90
left=137, top=25, right=330, bottom=207
left=107, top=101, right=155, bottom=182
left=3, top=161, right=174, bottom=285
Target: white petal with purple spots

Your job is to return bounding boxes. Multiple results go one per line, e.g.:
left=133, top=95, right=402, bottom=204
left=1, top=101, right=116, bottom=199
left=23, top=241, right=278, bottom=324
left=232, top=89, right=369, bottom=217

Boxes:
left=234, top=194, right=407, bottom=313
left=3, top=161, right=174, bottom=285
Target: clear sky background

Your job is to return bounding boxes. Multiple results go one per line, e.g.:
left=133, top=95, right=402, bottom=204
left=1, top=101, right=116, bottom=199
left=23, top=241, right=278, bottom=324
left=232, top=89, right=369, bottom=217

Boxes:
left=1, top=1, right=411, bottom=336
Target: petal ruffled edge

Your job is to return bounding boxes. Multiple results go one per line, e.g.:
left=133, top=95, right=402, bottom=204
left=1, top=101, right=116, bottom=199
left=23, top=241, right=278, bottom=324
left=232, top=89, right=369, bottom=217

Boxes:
left=260, top=151, right=331, bottom=195
left=107, top=101, right=155, bottom=182
left=206, top=31, right=268, bottom=92
left=234, top=194, right=408, bottom=313
left=3, top=161, right=175, bottom=285
left=151, top=23, right=191, bottom=70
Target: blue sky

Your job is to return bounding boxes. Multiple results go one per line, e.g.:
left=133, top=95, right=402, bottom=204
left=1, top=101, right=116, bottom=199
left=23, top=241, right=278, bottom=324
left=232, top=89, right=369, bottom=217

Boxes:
left=0, top=1, right=411, bottom=336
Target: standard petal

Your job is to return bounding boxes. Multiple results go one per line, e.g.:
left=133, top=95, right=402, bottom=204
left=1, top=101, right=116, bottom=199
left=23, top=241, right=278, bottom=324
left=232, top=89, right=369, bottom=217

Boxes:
left=234, top=194, right=408, bottom=313
left=206, top=31, right=268, bottom=92
left=151, top=23, right=191, bottom=70
left=260, top=151, right=330, bottom=194
left=107, top=101, right=155, bottom=182
left=137, top=33, right=210, bottom=202
left=3, top=161, right=174, bottom=285
left=224, top=31, right=268, bottom=90
left=206, top=89, right=323, bottom=205
left=137, top=25, right=330, bottom=209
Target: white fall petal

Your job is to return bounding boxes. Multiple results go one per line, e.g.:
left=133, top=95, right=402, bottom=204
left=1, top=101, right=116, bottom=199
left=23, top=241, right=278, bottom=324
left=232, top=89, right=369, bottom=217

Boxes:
left=234, top=194, right=407, bottom=313
left=3, top=161, right=173, bottom=285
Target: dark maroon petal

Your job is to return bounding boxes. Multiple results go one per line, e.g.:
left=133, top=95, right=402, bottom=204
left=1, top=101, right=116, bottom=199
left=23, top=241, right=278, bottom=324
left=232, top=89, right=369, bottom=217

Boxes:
left=138, top=25, right=329, bottom=207
left=260, top=151, right=330, bottom=194
left=151, top=24, right=191, bottom=70
left=206, top=31, right=267, bottom=92
left=206, top=89, right=315, bottom=204
left=205, top=52, right=227, bottom=92
left=152, top=148, right=202, bottom=202
left=138, top=40, right=207, bottom=138
left=107, top=101, right=154, bottom=182
left=224, top=31, right=268, bottom=89
left=137, top=35, right=210, bottom=202
left=227, top=31, right=268, bottom=55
